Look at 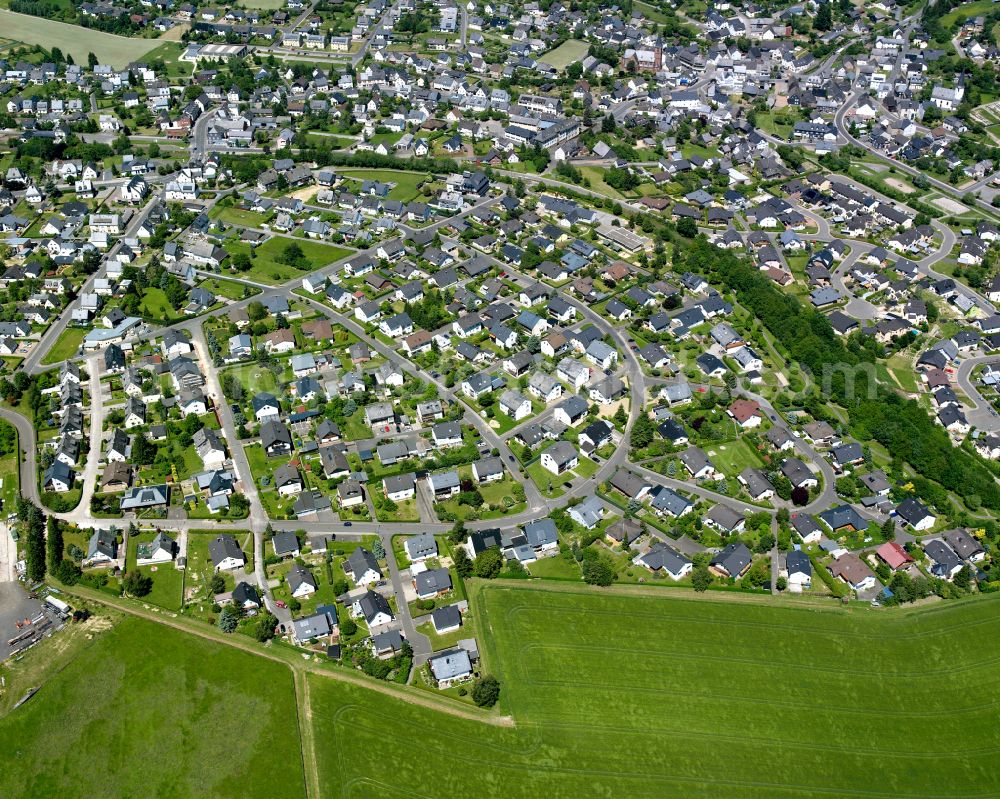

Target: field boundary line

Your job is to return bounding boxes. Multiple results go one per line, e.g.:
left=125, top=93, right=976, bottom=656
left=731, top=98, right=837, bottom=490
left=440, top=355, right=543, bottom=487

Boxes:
left=294, top=670, right=320, bottom=799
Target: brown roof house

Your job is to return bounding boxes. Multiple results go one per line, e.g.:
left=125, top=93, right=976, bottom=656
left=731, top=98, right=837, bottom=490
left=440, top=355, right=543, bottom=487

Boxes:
left=829, top=553, right=877, bottom=592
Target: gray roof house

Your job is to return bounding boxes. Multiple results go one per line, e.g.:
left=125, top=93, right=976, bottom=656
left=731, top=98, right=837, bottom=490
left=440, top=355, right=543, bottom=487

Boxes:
left=710, top=541, right=753, bottom=578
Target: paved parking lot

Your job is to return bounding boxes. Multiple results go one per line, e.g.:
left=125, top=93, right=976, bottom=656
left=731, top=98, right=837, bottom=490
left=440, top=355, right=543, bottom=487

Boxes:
left=0, top=582, right=44, bottom=661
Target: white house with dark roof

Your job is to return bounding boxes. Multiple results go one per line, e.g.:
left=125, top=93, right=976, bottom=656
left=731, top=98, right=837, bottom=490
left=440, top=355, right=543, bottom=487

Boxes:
left=208, top=534, right=245, bottom=571
left=541, top=441, right=578, bottom=475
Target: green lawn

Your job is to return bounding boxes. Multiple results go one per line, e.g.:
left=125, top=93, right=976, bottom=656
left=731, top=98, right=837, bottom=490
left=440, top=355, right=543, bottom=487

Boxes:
left=705, top=437, right=763, bottom=478
left=140, top=40, right=192, bottom=76
left=525, top=456, right=596, bottom=498
left=41, top=327, right=85, bottom=365
left=0, top=419, right=18, bottom=510
left=209, top=204, right=271, bottom=228
left=139, top=286, right=181, bottom=322
left=371, top=484, right=420, bottom=522
left=225, top=363, right=281, bottom=395
left=526, top=550, right=582, bottom=580
left=41, top=487, right=81, bottom=513
left=310, top=583, right=1000, bottom=798
left=577, top=165, right=625, bottom=198
left=886, top=353, right=920, bottom=393
left=756, top=110, right=795, bottom=140
left=199, top=276, right=259, bottom=301
left=0, top=616, right=305, bottom=798
left=524, top=460, right=566, bottom=498
left=304, top=133, right=355, bottom=149
left=126, top=530, right=185, bottom=610
left=227, top=237, right=352, bottom=285
left=436, top=474, right=527, bottom=520
left=338, top=170, right=429, bottom=202
left=415, top=616, right=471, bottom=652
left=635, top=0, right=670, bottom=22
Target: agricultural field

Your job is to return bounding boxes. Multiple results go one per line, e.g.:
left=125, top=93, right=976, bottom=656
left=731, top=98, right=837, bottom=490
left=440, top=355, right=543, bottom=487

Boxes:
left=0, top=9, right=162, bottom=68
left=0, top=616, right=305, bottom=798
left=310, top=583, right=1000, bottom=798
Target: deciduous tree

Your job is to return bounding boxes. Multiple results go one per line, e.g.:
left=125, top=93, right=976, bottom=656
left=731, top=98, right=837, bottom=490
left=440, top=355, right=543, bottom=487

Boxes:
left=471, top=675, right=501, bottom=707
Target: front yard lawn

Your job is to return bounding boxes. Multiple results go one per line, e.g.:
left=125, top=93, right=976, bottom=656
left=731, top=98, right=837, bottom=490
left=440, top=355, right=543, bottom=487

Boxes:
left=371, top=485, right=420, bottom=522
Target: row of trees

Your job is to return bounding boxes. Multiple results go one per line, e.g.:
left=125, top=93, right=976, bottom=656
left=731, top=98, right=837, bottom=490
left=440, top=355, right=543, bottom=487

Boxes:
left=683, top=237, right=1000, bottom=512
left=19, top=498, right=81, bottom=585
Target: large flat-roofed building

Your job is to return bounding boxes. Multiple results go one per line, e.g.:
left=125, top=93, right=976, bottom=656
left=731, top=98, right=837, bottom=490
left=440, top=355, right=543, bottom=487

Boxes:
left=598, top=224, right=651, bottom=253
left=182, top=43, right=250, bottom=62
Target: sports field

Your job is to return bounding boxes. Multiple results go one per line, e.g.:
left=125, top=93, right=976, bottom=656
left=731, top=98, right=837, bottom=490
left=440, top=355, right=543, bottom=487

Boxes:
left=0, top=616, right=305, bottom=798
left=310, top=583, right=1000, bottom=798
left=0, top=10, right=162, bottom=68
left=542, top=39, right=588, bottom=70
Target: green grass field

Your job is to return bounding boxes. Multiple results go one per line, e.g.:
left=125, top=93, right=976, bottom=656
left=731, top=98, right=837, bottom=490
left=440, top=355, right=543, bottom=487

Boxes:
left=705, top=437, right=762, bottom=477
left=225, top=362, right=281, bottom=395
left=338, top=170, right=429, bottom=202
left=141, top=40, right=192, bottom=76
left=7, top=583, right=1000, bottom=797
left=635, top=0, right=670, bottom=22
left=228, top=237, right=352, bottom=285
left=199, top=276, right=259, bottom=300
left=0, top=616, right=305, bottom=798
left=542, top=38, right=588, bottom=69
left=41, top=327, right=85, bottom=365
left=0, top=9, right=162, bottom=68
left=209, top=204, right=271, bottom=228
left=939, top=0, right=997, bottom=29
left=310, top=583, right=1000, bottom=798
left=126, top=530, right=184, bottom=610
left=577, top=165, right=625, bottom=198
left=139, top=286, right=181, bottom=321
left=0, top=419, right=19, bottom=510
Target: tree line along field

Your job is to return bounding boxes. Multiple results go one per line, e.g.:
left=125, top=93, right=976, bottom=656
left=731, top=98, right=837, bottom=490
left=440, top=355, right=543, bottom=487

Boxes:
left=0, top=617, right=306, bottom=799
left=310, top=584, right=1000, bottom=799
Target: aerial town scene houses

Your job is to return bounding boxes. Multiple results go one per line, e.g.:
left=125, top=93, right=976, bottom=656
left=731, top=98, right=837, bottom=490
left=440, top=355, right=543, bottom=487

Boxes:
left=3, top=0, right=1000, bottom=794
